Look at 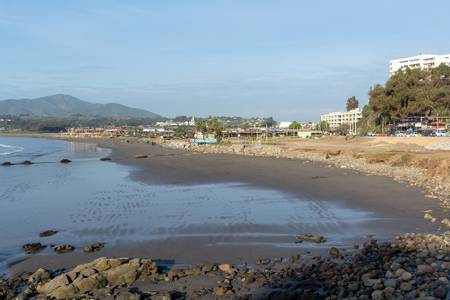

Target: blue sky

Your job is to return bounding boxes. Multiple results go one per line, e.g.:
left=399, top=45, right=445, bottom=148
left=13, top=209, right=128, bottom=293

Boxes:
left=1, top=1, right=450, bottom=121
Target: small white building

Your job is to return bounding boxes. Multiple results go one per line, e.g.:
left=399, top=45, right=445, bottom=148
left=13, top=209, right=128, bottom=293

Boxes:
left=389, top=53, right=450, bottom=76
left=320, top=108, right=362, bottom=132
left=278, top=121, right=293, bottom=129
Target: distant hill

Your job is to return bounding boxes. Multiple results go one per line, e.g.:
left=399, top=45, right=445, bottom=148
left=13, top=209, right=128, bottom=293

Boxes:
left=0, top=94, right=162, bottom=119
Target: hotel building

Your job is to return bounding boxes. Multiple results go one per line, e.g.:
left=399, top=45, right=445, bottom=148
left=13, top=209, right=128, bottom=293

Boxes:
left=320, top=108, right=363, bottom=132
left=389, top=53, right=450, bottom=76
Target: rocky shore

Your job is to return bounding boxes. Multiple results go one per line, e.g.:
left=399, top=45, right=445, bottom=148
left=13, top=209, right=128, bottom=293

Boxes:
left=162, top=139, right=450, bottom=210
left=1, top=232, right=449, bottom=299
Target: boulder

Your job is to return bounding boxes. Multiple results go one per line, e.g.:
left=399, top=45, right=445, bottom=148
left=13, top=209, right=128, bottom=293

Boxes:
left=39, top=230, right=58, bottom=237
left=83, top=242, right=105, bottom=253
left=218, top=264, right=236, bottom=274
left=296, top=234, right=327, bottom=243
left=53, top=244, right=75, bottom=253
left=22, top=243, right=46, bottom=254
left=37, top=274, right=71, bottom=294
left=28, top=268, right=51, bottom=284
left=328, top=247, right=340, bottom=258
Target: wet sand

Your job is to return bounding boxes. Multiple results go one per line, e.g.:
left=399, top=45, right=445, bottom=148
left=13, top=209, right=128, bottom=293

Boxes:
left=7, top=137, right=446, bottom=275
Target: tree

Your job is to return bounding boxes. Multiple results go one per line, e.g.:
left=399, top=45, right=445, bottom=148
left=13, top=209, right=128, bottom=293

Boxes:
left=317, top=120, right=330, bottom=132
left=360, top=64, right=450, bottom=132
left=195, top=120, right=207, bottom=133
left=346, top=96, right=359, bottom=111
left=174, top=126, right=190, bottom=138
left=288, top=121, right=302, bottom=129
left=334, top=123, right=350, bottom=135
left=207, top=117, right=223, bottom=136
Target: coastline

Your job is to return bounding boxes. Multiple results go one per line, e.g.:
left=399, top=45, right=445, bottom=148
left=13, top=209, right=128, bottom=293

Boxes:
left=1, top=135, right=449, bottom=299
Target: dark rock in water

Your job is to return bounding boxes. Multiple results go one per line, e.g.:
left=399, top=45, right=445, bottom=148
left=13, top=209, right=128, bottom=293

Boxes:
left=60, top=159, right=72, bottom=163
left=22, top=160, right=33, bottom=165
left=1, top=161, right=13, bottom=166
left=328, top=247, right=340, bottom=258
left=83, top=242, right=105, bottom=253
left=22, top=243, right=46, bottom=254
left=53, top=244, right=75, bottom=253
left=296, top=234, right=327, bottom=243
left=135, top=155, right=148, bottom=159
left=39, top=230, right=58, bottom=237
left=100, top=157, right=111, bottom=161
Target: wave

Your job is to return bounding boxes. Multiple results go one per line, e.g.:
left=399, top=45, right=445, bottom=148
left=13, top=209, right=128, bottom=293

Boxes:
left=0, top=144, right=24, bottom=156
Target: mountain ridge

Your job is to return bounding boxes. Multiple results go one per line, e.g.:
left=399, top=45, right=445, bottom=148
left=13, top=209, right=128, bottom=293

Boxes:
left=0, top=94, right=162, bottom=119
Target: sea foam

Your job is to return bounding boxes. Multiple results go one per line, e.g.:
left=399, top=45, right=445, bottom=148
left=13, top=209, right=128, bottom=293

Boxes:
left=0, top=144, right=24, bottom=156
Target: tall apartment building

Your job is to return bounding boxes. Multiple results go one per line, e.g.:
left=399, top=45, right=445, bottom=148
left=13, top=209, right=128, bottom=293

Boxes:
left=320, top=108, right=363, bottom=132
left=389, top=53, right=450, bottom=76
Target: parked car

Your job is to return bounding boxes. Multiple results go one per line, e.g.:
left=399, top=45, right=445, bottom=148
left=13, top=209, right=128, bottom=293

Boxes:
left=434, top=130, right=450, bottom=137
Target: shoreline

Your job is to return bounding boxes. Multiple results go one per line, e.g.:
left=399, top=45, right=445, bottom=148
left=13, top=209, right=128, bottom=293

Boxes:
left=1, top=135, right=449, bottom=299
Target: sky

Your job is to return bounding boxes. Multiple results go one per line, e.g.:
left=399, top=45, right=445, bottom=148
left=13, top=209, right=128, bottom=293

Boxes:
left=1, top=1, right=450, bottom=121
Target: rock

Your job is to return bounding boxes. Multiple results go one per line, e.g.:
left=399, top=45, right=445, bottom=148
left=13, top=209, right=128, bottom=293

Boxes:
left=328, top=247, right=340, bottom=258
left=441, top=218, right=450, bottom=227
left=296, top=234, right=327, bottom=243
left=416, top=264, right=433, bottom=274
left=152, top=291, right=172, bottom=300
left=400, top=271, right=413, bottom=281
left=371, top=290, right=384, bottom=300
left=213, top=286, right=230, bottom=297
left=433, top=285, right=447, bottom=298
left=400, top=281, right=413, bottom=291
left=37, top=274, right=71, bottom=294
left=348, top=282, right=359, bottom=292
left=60, top=159, right=72, bottom=163
left=218, top=264, right=236, bottom=274
left=28, top=268, right=51, bottom=284
left=256, top=258, right=271, bottom=265
left=115, top=290, right=141, bottom=300
left=83, top=242, right=105, bottom=253
left=22, top=160, right=33, bottom=165
left=100, top=157, right=111, bottom=161
left=383, top=278, right=397, bottom=288
left=22, top=243, right=46, bottom=253
left=47, top=284, right=79, bottom=299
left=289, top=255, right=300, bottom=263
left=39, top=230, right=58, bottom=237
left=53, top=244, right=75, bottom=253
left=364, top=279, right=382, bottom=287
left=72, top=274, right=106, bottom=293
left=1, top=161, right=13, bottom=166
left=103, top=264, right=138, bottom=286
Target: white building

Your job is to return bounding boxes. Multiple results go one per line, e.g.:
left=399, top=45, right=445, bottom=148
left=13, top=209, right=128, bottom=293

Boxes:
left=278, top=121, right=293, bottom=129
left=389, top=53, right=450, bottom=76
left=320, top=108, right=363, bottom=133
